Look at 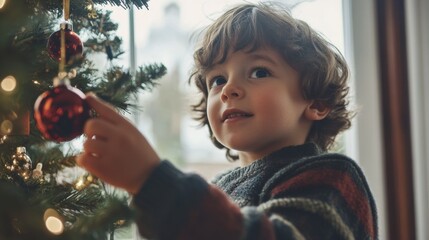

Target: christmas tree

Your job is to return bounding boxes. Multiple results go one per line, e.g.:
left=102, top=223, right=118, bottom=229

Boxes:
left=0, top=0, right=166, bottom=239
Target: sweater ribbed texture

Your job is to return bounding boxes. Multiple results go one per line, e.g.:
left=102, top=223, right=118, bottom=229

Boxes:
left=133, top=143, right=378, bottom=239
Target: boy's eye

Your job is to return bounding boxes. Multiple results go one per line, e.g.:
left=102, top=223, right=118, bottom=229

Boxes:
left=250, top=68, right=270, bottom=78
left=209, top=76, right=227, bottom=89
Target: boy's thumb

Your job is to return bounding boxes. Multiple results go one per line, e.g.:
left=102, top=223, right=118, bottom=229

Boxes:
left=85, top=93, right=121, bottom=123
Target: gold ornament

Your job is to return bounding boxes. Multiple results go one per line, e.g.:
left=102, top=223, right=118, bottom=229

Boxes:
left=6, top=147, right=32, bottom=180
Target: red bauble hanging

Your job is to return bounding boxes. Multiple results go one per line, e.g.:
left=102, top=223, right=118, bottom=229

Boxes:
left=47, top=22, right=83, bottom=64
left=34, top=83, right=90, bottom=142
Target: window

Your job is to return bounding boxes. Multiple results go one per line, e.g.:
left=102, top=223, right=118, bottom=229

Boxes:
left=102, top=0, right=347, bottom=180
left=102, top=1, right=357, bottom=239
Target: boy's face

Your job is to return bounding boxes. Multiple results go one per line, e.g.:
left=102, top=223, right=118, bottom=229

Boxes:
left=205, top=46, right=314, bottom=164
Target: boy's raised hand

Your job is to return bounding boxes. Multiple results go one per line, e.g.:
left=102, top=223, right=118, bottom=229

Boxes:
left=76, top=93, right=160, bottom=194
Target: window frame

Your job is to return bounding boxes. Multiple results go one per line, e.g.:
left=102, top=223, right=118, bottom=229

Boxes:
left=406, top=0, right=429, bottom=239
left=344, top=0, right=387, bottom=239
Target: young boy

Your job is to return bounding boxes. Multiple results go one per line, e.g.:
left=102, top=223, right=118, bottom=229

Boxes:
left=77, top=2, right=377, bottom=239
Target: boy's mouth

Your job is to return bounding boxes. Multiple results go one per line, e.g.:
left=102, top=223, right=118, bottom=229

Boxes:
left=222, top=109, right=253, bottom=122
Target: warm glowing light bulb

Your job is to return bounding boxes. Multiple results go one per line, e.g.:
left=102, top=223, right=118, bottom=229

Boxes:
left=0, top=120, right=13, bottom=135
left=1, top=75, right=17, bottom=92
left=45, top=216, right=64, bottom=235
left=0, top=0, right=6, bottom=9
left=74, top=177, right=85, bottom=190
left=32, top=163, right=43, bottom=179
left=44, top=208, right=64, bottom=235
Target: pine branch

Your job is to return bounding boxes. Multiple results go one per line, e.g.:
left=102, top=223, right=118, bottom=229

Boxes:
left=0, top=182, right=52, bottom=240
left=87, top=0, right=150, bottom=10
left=24, top=0, right=150, bottom=11
left=68, top=195, right=134, bottom=238
left=0, top=180, right=133, bottom=240
left=93, top=63, right=167, bottom=112
left=1, top=0, right=161, bottom=238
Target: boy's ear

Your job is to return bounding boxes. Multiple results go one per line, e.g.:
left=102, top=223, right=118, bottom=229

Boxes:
left=305, top=100, right=330, bottom=120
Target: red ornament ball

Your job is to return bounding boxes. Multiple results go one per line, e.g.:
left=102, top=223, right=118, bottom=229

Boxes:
left=34, top=84, right=90, bottom=142
left=47, top=22, right=83, bottom=64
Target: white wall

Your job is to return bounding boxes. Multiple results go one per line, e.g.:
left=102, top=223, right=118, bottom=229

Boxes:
left=345, top=0, right=387, bottom=239
left=405, top=0, right=429, bottom=239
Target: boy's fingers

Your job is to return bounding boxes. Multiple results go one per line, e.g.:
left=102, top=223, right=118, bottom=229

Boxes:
left=85, top=93, right=122, bottom=124
left=83, top=118, right=116, bottom=141
left=76, top=152, right=103, bottom=176
left=83, top=137, right=107, bottom=157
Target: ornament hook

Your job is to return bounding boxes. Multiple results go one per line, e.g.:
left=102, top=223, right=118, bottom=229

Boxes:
left=63, top=0, right=70, bottom=21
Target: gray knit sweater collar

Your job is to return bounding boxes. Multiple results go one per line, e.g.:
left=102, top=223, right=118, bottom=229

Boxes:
left=211, top=143, right=322, bottom=206
left=213, top=143, right=321, bottom=181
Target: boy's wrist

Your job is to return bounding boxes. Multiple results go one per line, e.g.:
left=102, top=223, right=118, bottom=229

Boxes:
left=128, top=157, right=161, bottom=195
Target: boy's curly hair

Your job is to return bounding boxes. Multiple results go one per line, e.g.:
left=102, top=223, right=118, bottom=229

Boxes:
left=190, top=2, right=353, bottom=161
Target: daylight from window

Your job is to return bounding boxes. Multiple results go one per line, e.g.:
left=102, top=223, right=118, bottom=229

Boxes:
left=96, top=1, right=345, bottom=239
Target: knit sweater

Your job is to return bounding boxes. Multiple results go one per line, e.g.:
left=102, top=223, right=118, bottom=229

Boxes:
left=133, top=143, right=378, bottom=240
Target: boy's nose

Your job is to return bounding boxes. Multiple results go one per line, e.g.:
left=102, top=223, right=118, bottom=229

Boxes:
left=221, top=81, right=244, bottom=102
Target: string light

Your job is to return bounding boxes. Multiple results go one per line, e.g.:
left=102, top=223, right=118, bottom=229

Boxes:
left=0, top=119, right=13, bottom=135
left=74, top=174, right=96, bottom=190
left=0, top=0, right=6, bottom=9
left=1, top=75, right=17, bottom=92
left=32, top=163, right=44, bottom=179
left=44, top=208, right=64, bottom=235
left=86, top=0, right=97, bottom=18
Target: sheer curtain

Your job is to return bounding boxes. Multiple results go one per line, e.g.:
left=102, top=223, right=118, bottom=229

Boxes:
left=406, top=0, right=429, bottom=239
